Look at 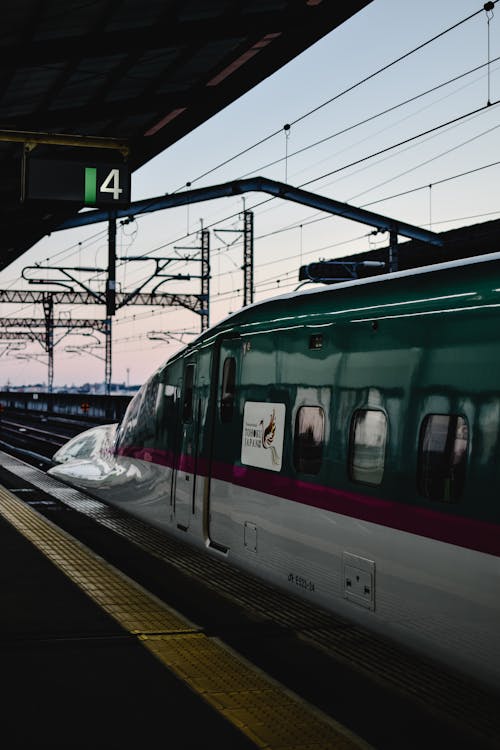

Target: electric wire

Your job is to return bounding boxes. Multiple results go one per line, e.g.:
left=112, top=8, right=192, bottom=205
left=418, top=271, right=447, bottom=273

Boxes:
left=147, top=91, right=500, bottom=258
left=118, top=102, right=499, bottom=296
left=3, top=3, right=499, bottom=375
left=23, top=120, right=495, bottom=334
left=251, top=156, right=500, bottom=242
left=238, top=56, right=500, bottom=179
left=300, top=99, right=500, bottom=190
left=14, top=21, right=499, bottom=297
left=170, top=2, right=491, bottom=191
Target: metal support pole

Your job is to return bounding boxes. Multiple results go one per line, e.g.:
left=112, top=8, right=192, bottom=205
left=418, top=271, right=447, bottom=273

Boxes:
left=105, top=317, right=112, bottom=397
left=389, top=229, right=399, bottom=273
left=105, top=212, right=115, bottom=403
left=42, top=294, right=54, bottom=396
left=201, top=229, right=210, bottom=331
left=107, top=211, right=116, bottom=316
left=243, top=210, right=254, bottom=306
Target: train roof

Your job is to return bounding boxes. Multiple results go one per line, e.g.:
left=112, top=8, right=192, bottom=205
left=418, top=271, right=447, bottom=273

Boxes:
left=162, top=250, right=500, bottom=367
left=221, top=249, right=500, bottom=317
left=264, top=249, right=500, bottom=303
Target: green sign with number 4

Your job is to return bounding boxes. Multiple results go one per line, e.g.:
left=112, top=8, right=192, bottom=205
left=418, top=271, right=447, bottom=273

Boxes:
left=24, top=158, right=131, bottom=207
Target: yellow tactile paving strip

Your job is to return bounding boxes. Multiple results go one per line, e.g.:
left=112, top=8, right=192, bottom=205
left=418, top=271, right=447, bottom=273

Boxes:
left=0, top=485, right=371, bottom=750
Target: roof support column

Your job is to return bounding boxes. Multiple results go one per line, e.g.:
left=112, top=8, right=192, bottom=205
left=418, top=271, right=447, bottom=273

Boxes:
left=107, top=211, right=117, bottom=317
left=42, top=294, right=54, bottom=399
left=105, top=212, right=115, bottom=400
left=105, top=318, right=112, bottom=400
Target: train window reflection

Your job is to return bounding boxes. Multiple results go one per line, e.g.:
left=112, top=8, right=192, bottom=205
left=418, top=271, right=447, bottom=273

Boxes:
left=221, top=357, right=236, bottom=423
left=293, top=406, right=324, bottom=474
left=182, top=364, right=195, bottom=422
left=136, top=378, right=158, bottom=444
left=417, top=414, right=468, bottom=502
left=349, top=409, right=387, bottom=486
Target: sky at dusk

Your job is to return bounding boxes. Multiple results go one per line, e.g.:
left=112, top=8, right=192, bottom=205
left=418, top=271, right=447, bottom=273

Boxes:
left=1, top=0, right=499, bottom=388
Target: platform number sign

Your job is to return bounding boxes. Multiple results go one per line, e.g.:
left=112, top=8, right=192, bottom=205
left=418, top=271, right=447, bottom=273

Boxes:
left=24, top=158, right=131, bottom=207
left=84, top=167, right=124, bottom=204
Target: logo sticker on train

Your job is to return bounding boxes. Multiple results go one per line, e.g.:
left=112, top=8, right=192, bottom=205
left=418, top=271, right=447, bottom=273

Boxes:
left=241, top=402, right=285, bottom=472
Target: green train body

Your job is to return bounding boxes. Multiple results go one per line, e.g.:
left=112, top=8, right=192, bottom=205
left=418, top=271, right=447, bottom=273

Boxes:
left=51, top=252, right=500, bottom=691
left=119, top=253, right=500, bottom=527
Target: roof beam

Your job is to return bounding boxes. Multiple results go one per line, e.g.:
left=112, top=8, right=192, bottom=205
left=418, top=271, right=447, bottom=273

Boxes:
left=0, top=5, right=349, bottom=67
left=57, top=176, right=443, bottom=246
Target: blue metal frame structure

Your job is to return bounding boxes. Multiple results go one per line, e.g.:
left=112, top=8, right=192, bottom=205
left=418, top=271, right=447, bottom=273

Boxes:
left=55, top=176, right=443, bottom=247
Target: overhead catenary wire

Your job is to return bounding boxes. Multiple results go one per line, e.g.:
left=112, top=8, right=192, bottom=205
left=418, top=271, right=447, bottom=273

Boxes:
left=121, top=66, right=500, bottom=280
left=28, top=51, right=498, bottom=295
left=170, top=2, right=492, bottom=192
left=3, top=2, right=500, bottom=380
left=300, top=99, right=500, bottom=190
left=6, top=96, right=500, bottom=330
left=248, top=156, right=500, bottom=244
left=16, top=10, right=499, bottom=298
left=191, top=98, right=500, bottom=251
left=237, top=56, right=500, bottom=179
left=124, top=97, right=500, bottom=284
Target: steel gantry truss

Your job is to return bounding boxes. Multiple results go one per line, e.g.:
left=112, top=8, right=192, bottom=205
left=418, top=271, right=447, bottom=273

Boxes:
left=0, top=315, right=108, bottom=392
left=0, top=288, right=206, bottom=393
left=0, top=289, right=206, bottom=312
left=214, top=210, right=254, bottom=307
left=0, top=283, right=207, bottom=394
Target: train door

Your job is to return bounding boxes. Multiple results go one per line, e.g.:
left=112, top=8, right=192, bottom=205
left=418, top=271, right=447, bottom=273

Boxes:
left=172, top=356, right=200, bottom=531
left=206, top=336, right=241, bottom=551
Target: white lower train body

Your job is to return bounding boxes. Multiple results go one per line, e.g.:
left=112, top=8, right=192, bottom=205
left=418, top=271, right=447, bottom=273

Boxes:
left=48, top=453, right=500, bottom=692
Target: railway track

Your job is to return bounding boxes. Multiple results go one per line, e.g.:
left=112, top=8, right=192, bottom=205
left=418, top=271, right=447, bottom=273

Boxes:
left=0, top=412, right=99, bottom=466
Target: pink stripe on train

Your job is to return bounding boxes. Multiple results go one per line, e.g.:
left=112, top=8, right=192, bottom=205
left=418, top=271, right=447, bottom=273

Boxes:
left=116, top=445, right=500, bottom=557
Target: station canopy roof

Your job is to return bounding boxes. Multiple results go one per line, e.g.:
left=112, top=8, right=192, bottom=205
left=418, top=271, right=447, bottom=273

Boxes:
left=0, top=0, right=370, bottom=272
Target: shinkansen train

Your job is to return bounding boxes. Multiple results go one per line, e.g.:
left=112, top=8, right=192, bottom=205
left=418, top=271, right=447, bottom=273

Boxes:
left=49, top=251, right=500, bottom=693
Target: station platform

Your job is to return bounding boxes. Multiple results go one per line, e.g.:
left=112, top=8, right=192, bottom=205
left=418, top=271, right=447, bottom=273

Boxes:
left=0, top=489, right=263, bottom=749
left=1, top=449, right=499, bottom=750
left=0, top=461, right=369, bottom=750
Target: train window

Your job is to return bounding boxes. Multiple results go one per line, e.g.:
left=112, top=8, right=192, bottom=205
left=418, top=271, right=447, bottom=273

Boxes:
left=293, top=406, right=324, bottom=474
left=220, top=357, right=236, bottom=423
left=135, top=378, right=159, bottom=444
left=349, top=409, right=387, bottom=486
left=417, top=414, right=468, bottom=502
left=182, top=364, right=195, bottom=422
